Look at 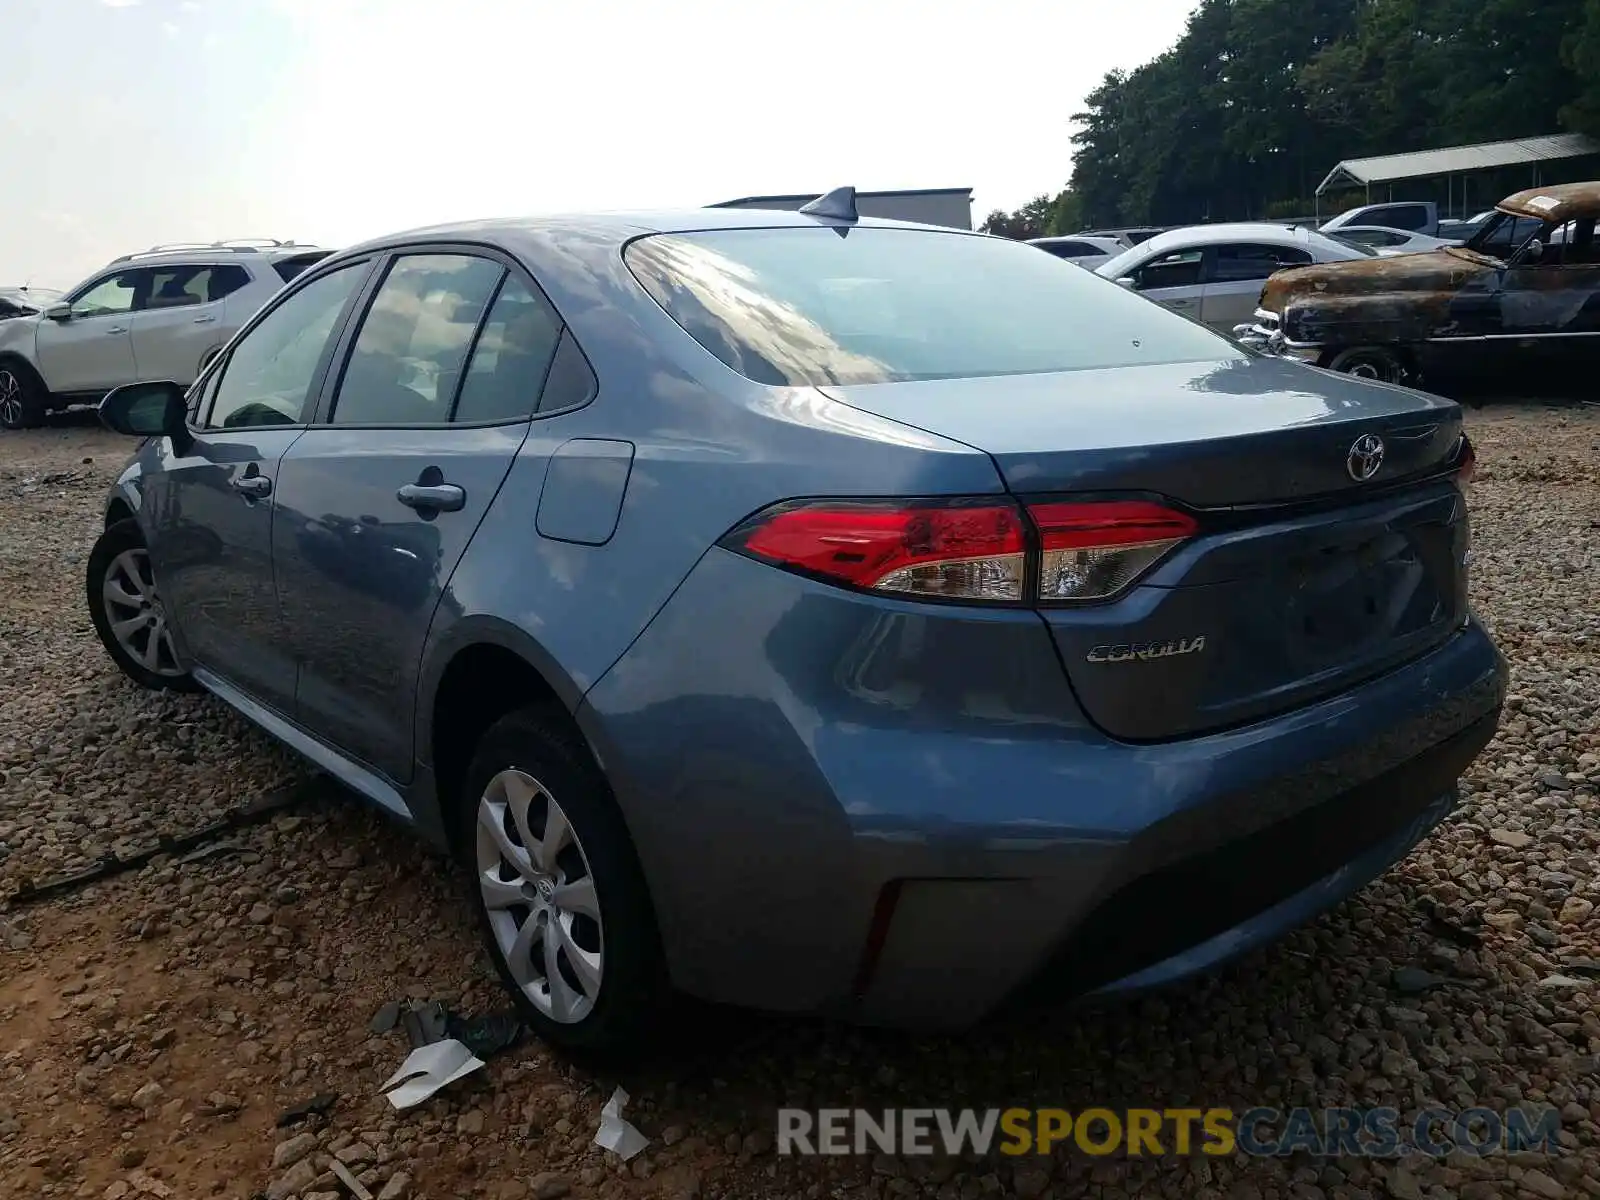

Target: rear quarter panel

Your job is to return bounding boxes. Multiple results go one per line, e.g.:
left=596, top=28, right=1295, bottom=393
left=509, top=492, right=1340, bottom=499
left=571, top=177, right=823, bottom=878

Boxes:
left=418, top=220, right=1003, bottom=736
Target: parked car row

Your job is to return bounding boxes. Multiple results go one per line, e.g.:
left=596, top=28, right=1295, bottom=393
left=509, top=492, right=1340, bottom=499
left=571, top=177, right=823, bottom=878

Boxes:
left=81, top=187, right=1503, bottom=1054
left=0, top=239, right=332, bottom=429
left=1236, top=181, right=1600, bottom=385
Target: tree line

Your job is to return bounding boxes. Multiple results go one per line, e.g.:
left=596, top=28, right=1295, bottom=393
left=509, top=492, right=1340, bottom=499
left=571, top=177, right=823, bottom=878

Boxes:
left=982, top=0, right=1600, bottom=238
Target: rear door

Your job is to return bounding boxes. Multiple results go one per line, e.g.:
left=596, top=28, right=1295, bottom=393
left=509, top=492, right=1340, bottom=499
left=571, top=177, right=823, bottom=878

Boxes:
left=130, top=263, right=251, bottom=384
left=1126, top=248, right=1205, bottom=321
left=139, top=259, right=373, bottom=713
left=271, top=249, right=565, bottom=782
left=1199, top=243, right=1313, bottom=330
left=34, top=269, right=145, bottom=393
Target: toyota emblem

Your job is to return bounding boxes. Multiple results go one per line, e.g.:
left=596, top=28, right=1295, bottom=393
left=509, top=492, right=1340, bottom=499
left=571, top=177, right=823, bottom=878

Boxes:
left=1346, top=433, right=1385, bottom=482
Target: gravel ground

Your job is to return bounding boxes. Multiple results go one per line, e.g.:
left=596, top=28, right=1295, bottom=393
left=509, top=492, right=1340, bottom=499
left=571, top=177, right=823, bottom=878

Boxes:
left=2, top=403, right=1600, bottom=1200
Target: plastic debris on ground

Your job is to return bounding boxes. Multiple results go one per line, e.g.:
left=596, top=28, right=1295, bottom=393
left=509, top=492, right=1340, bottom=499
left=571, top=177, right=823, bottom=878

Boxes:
left=380, top=1039, right=487, bottom=1110
left=594, top=1086, right=650, bottom=1161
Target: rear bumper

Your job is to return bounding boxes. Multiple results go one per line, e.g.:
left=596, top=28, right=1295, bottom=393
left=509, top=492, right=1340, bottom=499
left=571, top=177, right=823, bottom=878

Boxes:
left=580, top=548, right=1507, bottom=1029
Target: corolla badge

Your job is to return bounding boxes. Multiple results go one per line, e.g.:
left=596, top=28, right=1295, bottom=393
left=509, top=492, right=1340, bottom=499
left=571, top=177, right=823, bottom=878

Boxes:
left=1086, top=636, right=1206, bottom=664
left=1346, top=433, right=1385, bottom=482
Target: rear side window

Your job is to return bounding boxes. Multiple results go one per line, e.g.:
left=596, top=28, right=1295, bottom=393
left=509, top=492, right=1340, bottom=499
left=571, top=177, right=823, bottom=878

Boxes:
left=330, top=253, right=504, bottom=425
left=1039, top=240, right=1096, bottom=258
left=275, top=251, right=335, bottom=283
left=1369, top=205, right=1428, bottom=232
left=1208, top=243, right=1312, bottom=283
left=624, top=228, right=1235, bottom=388
left=452, top=277, right=563, bottom=423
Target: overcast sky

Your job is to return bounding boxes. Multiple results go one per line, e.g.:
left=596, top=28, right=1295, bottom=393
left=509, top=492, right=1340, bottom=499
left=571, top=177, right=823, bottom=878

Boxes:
left=3, top=0, right=1197, bottom=288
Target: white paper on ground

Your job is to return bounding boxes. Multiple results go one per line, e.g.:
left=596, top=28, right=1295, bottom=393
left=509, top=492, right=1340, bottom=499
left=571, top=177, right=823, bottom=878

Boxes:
left=380, top=1038, right=486, bottom=1110
left=594, top=1085, right=650, bottom=1160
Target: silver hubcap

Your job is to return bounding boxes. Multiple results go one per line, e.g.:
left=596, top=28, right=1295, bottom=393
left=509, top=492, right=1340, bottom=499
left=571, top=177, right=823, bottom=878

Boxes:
left=475, top=770, right=603, bottom=1024
left=1347, top=361, right=1382, bottom=379
left=102, top=549, right=185, bottom=677
left=0, top=370, right=23, bottom=426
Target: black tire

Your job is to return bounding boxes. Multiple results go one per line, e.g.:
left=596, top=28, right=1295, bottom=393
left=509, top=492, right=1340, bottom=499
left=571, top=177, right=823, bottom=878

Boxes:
left=86, top=519, right=201, bottom=692
left=0, top=358, right=48, bottom=430
left=458, top=707, right=665, bottom=1059
left=1326, top=345, right=1408, bottom=385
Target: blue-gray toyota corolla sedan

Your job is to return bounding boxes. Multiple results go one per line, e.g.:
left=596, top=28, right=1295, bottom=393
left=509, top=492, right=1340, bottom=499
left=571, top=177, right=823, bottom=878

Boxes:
left=86, top=196, right=1507, bottom=1054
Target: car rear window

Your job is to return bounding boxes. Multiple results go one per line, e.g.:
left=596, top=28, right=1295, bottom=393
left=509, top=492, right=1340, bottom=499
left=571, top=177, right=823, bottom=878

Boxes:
left=275, top=251, right=335, bottom=283
left=623, top=227, right=1237, bottom=388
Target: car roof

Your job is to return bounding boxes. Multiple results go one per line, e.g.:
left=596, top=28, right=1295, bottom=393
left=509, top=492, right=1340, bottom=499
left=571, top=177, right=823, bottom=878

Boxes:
left=96, top=242, right=333, bottom=272
left=1132, top=222, right=1312, bottom=254
left=335, top=208, right=980, bottom=259
left=1497, top=181, right=1600, bottom=225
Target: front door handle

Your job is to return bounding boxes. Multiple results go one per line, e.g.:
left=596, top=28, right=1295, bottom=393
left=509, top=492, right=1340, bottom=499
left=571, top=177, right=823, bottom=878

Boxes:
left=397, top=483, right=466, bottom=512
left=231, top=474, right=272, bottom=498
left=106, top=326, right=128, bottom=335
left=193, top=314, right=217, bottom=325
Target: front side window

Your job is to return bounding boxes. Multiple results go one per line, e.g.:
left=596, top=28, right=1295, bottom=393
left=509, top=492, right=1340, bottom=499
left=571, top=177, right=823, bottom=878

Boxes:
left=206, top=263, right=365, bottom=429
left=71, top=271, right=143, bottom=317
left=330, top=254, right=504, bottom=425
left=452, top=277, right=563, bottom=423
left=625, top=228, right=1235, bottom=388
left=1133, top=249, right=1204, bottom=290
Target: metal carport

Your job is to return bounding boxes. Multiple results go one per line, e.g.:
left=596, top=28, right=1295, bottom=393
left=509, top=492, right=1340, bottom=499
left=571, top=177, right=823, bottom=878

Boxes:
left=1315, top=133, right=1600, bottom=219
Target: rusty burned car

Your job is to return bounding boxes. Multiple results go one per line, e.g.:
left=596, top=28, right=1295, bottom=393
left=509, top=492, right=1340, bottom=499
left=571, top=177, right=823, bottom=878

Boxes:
left=1237, top=182, right=1600, bottom=384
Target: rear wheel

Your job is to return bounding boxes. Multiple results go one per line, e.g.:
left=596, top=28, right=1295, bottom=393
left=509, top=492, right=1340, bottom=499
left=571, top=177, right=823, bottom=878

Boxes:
left=87, top=519, right=199, bottom=691
left=459, top=708, right=664, bottom=1058
left=0, top=360, right=47, bottom=430
left=1326, top=346, right=1407, bottom=385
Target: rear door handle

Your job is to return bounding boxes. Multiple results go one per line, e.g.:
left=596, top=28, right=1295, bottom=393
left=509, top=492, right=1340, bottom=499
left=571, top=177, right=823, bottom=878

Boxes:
left=397, top=483, right=465, bottom=512
left=193, top=315, right=217, bottom=325
left=106, top=326, right=127, bottom=335
left=231, top=474, right=272, bottom=498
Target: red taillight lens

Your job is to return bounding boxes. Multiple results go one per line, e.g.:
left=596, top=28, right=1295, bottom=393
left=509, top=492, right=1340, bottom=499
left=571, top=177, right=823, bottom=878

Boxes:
left=723, top=496, right=1197, bottom=604
left=1456, top=434, right=1476, bottom=484
left=1029, top=500, right=1198, bottom=601
left=728, top=500, right=1029, bottom=601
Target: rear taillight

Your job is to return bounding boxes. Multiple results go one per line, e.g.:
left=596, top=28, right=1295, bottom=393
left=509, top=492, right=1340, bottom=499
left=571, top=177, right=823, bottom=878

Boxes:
left=1455, top=433, right=1476, bottom=484
left=721, top=497, right=1196, bottom=605
left=729, top=500, right=1028, bottom=601
left=1031, top=500, right=1198, bottom=601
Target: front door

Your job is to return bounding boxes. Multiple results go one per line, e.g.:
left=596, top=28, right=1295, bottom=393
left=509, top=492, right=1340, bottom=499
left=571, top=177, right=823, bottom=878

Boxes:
left=141, top=260, right=371, bottom=713
left=34, top=269, right=144, bottom=393
left=1128, top=249, right=1205, bottom=322
left=274, top=252, right=564, bottom=782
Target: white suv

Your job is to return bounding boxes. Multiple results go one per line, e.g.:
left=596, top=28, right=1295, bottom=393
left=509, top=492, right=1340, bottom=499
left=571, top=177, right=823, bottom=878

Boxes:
left=0, top=239, right=333, bottom=429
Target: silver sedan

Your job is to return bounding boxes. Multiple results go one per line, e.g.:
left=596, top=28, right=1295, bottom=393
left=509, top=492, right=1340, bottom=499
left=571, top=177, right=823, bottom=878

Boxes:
left=1095, top=223, right=1376, bottom=332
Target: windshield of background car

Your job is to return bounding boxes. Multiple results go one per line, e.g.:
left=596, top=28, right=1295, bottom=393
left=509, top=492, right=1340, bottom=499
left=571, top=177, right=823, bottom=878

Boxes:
left=624, top=227, right=1240, bottom=388
left=1466, top=212, right=1549, bottom=259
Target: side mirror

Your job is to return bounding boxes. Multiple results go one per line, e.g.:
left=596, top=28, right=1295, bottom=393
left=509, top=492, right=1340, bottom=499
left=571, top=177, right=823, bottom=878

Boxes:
left=1116, top=276, right=1137, bottom=290
left=99, top=381, right=192, bottom=450
left=44, top=302, right=71, bottom=321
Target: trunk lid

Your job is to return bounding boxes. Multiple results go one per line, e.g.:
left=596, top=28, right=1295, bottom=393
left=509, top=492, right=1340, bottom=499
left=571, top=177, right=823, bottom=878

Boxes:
left=820, top=358, right=1470, bottom=741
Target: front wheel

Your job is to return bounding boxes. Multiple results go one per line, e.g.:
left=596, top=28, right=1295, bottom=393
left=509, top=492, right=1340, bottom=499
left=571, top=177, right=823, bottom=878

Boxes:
left=460, top=709, right=664, bottom=1058
left=86, top=520, right=200, bottom=691
left=1325, top=345, right=1409, bottom=385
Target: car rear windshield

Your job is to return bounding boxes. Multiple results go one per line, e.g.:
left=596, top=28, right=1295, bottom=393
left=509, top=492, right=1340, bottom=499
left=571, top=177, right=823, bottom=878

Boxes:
left=274, top=251, right=335, bottom=283
left=623, top=227, right=1239, bottom=388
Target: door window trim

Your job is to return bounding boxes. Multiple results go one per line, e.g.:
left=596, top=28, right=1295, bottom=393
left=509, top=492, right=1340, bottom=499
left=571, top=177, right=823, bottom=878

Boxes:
left=188, top=255, right=379, bottom=432
left=302, top=241, right=596, bottom=431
